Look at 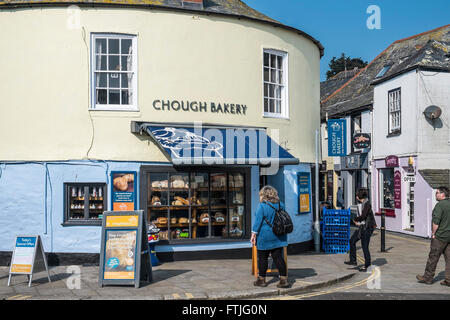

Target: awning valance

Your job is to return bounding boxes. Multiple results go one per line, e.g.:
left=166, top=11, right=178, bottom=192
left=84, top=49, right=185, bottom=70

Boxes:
left=131, top=122, right=299, bottom=166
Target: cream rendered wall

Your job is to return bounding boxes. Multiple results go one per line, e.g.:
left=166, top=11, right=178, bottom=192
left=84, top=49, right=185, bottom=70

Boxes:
left=0, top=7, right=320, bottom=163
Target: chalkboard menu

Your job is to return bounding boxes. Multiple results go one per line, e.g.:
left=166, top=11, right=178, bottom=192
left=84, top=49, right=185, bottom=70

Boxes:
left=99, top=211, right=152, bottom=288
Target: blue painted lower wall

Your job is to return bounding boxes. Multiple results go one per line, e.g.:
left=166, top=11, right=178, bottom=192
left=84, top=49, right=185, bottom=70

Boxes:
left=0, top=161, right=313, bottom=256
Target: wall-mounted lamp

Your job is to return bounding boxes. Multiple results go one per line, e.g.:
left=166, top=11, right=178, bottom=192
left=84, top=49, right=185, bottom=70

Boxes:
left=423, top=105, right=442, bottom=120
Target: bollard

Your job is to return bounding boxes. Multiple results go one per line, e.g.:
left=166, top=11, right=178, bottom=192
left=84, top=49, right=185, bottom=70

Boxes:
left=381, top=210, right=386, bottom=252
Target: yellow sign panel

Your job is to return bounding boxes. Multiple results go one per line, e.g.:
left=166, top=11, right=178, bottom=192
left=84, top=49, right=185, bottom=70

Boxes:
left=300, top=194, right=310, bottom=213
left=104, top=271, right=135, bottom=280
left=11, top=264, right=32, bottom=273
left=106, top=215, right=139, bottom=228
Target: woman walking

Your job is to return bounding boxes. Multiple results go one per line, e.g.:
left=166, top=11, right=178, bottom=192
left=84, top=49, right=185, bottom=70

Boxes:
left=251, top=186, right=289, bottom=288
left=344, top=188, right=377, bottom=272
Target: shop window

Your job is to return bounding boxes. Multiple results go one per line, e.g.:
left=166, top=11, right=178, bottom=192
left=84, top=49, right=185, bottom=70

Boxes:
left=64, top=183, right=107, bottom=225
left=91, top=34, right=137, bottom=110
left=388, top=88, right=401, bottom=135
left=263, top=49, right=288, bottom=118
left=147, top=171, right=246, bottom=241
left=379, top=169, right=394, bottom=209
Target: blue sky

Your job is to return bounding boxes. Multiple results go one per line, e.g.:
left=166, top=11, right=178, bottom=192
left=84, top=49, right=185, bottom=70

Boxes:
left=244, top=0, right=450, bottom=81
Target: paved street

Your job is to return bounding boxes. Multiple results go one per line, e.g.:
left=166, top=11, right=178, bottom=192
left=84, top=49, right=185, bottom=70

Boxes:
left=1, top=229, right=449, bottom=300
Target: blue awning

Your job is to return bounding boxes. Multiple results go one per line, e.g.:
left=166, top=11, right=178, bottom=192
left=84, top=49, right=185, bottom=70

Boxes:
left=132, top=122, right=299, bottom=166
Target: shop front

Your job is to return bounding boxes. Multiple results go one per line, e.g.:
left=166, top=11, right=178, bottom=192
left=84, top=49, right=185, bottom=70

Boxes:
left=372, top=155, right=421, bottom=236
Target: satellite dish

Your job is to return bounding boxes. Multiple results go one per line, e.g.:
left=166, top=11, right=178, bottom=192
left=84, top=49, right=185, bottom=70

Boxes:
left=423, top=105, right=442, bottom=120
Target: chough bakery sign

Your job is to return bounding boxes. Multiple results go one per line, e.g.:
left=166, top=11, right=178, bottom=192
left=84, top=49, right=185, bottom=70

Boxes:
left=153, top=99, right=248, bottom=115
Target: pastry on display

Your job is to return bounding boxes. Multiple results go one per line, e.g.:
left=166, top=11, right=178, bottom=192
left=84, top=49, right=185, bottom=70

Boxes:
left=151, top=196, right=162, bottom=205
left=157, top=217, right=168, bottom=225
left=171, top=217, right=178, bottom=224
left=199, top=213, right=210, bottom=223
left=213, top=212, right=225, bottom=223
left=178, top=217, right=189, bottom=224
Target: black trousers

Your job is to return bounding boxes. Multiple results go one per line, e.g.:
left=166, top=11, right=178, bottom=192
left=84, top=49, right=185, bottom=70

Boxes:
left=349, top=227, right=374, bottom=268
left=424, top=238, right=450, bottom=281
left=257, top=247, right=287, bottom=277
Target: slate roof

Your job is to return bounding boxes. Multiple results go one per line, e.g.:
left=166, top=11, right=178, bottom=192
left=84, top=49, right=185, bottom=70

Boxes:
left=0, top=0, right=324, bottom=56
left=419, top=170, right=450, bottom=190
left=321, top=25, right=450, bottom=120
left=320, top=67, right=361, bottom=102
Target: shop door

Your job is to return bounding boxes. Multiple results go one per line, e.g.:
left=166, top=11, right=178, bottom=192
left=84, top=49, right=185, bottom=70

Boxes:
left=406, top=181, right=415, bottom=230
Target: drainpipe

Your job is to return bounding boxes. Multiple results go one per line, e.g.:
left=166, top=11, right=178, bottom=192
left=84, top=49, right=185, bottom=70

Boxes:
left=315, top=129, right=320, bottom=252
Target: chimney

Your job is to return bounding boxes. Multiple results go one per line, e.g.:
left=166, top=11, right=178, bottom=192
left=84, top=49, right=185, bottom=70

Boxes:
left=182, top=0, right=204, bottom=10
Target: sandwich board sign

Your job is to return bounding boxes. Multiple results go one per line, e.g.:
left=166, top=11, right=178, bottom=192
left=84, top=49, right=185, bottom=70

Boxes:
left=99, top=210, right=152, bottom=288
left=8, top=235, right=51, bottom=287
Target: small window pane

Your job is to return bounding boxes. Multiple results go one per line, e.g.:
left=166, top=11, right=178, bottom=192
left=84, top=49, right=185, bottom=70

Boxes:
left=275, top=100, right=281, bottom=114
left=264, top=53, right=270, bottom=67
left=109, top=89, right=120, bottom=104
left=109, top=55, right=120, bottom=71
left=121, top=55, right=131, bottom=71
left=264, top=67, right=270, bottom=82
left=96, top=39, right=107, bottom=54
left=121, top=39, right=132, bottom=54
left=271, top=69, right=277, bottom=83
left=96, top=55, right=107, bottom=71
left=269, top=99, right=274, bottom=113
left=97, top=89, right=107, bottom=104
left=269, top=84, right=274, bottom=98
left=108, top=39, right=119, bottom=54
left=121, top=74, right=130, bottom=88
left=270, top=55, right=276, bottom=68
left=264, top=98, right=268, bottom=113
left=278, top=70, right=283, bottom=84
left=277, top=56, right=283, bottom=70
left=95, top=73, right=107, bottom=88
left=109, top=73, right=120, bottom=88
left=121, top=90, right=129, bottom=105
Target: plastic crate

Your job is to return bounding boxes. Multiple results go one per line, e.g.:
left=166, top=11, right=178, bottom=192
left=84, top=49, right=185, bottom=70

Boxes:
left=323, top=208, right=351, bottom=217
left=322, top=225, right=349, bottom=233
left=323, top=244, right=349, bottom=254
left=323, top=231, right=350, bottom=240
left=323, top=215, right=350, bottom=226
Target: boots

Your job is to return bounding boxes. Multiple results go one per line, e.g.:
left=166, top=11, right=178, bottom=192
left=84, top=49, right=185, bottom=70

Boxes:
left=277, top=276, right=290, bottom=288
left=253, top=276, right=268, bottom=287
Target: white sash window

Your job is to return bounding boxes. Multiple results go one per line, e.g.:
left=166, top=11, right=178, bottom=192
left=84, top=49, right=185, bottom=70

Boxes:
left=91, top=34, right=138, bottom=111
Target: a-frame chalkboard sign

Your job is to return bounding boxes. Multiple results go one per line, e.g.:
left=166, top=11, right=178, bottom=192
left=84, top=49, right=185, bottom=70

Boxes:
left=99, top=210, right=152, bottom=288
left=8, top=235, right=51, bottom=287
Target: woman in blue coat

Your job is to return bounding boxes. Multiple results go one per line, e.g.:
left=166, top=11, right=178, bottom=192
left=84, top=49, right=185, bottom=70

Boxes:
left=251, top=186, right=289, bottom=288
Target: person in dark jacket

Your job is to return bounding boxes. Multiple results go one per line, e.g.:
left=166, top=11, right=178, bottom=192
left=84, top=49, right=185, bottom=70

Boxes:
left=251, top=185, right=289, bottom=288
left=344, top=188, right=376, bottom=272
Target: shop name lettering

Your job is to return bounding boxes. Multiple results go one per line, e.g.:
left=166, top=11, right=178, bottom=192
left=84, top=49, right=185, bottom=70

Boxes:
left=153, top=100, right=247, bottom=115
left=182, top=304, right=267, bottom=318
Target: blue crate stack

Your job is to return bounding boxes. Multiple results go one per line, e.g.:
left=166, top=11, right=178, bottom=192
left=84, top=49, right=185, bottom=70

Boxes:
left=322, top=208, right=351, bottom=254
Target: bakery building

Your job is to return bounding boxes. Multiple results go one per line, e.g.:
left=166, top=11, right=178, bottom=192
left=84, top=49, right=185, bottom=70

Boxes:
left=0, top=0, right=323, bottom=263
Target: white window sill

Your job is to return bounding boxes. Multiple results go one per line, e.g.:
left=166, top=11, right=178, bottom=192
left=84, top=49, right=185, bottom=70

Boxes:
left=262, top=113, right=290, bottom=120
left=90, top=106, right=140, bottom=112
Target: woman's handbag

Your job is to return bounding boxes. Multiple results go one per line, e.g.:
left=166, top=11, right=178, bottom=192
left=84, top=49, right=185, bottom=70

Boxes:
left=263, top=202, right=294, bottom=236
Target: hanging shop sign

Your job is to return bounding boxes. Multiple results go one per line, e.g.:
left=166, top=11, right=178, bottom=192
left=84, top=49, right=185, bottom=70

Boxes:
left=99, top=211, right=152, bottom=288
left=298, top=172, right=311, bottom=214
left=352, top=133, right=371, bottom=149
left=394, top=171, right=402, bottom=209
left=152, top=100, right=248, bottom=115
left=8, top=235, right=51, bottom=287
left=111, top=171, right=137, bottom=211
left=328, top=119, right=347, bottom=157
left=341, top=153, right=368, bottom=170
left=385, top=155, right=399, bottom=168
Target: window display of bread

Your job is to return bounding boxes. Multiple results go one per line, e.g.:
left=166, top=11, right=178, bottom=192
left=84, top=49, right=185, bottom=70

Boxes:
left=213, top=212, right=225, bottom=223
left=151, top=196, right=161, bottom=205
left=151, top=181, right=161, bottom=188
left=171, top=217, right=178, bottom=224
left=178, top=217, right=189, bottom=224
left=157, top=217, right=168, bottom=225
left=211, top=174, right=226, bottom=188
left=170, top=175, right=185, bottom=188
left=175, top=196, right=189, bottom=205
left=160, top=180, right=168, bottom=188
left=171, top=199, right=184, bottom=206
left=199, top=213, right=210, bottom=223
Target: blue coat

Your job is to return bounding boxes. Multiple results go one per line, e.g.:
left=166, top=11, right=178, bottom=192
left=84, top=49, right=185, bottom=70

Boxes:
left=252, top=201, right=288, bottom=250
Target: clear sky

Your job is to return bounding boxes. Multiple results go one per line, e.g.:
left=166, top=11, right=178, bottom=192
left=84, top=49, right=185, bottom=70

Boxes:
left=244, top=0, right=450, bottom=81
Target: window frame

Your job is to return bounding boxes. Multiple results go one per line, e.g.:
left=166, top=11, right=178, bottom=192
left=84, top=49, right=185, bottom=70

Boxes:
left=262, top=49, right=289, bottom=119
left=63, top=182, right=107, bottom=226
left=387, top=87, right=401, bottom=136
left=140, top=165, right=252, bottom=244
left=90, top=33, right=138, bottom=111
